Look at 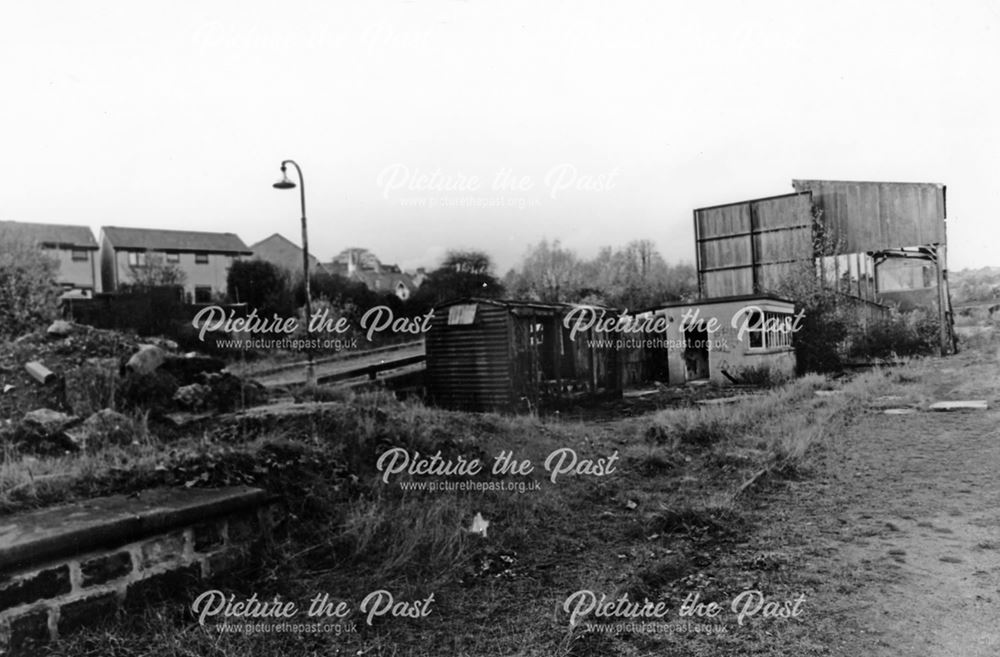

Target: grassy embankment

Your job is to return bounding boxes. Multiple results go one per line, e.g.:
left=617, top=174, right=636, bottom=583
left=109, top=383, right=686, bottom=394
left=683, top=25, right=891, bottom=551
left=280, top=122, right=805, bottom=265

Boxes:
left=0, top=361, right=949, bottom=656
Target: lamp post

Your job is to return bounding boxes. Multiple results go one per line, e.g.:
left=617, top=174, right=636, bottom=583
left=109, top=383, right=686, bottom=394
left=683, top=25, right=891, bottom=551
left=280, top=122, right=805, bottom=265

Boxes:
left=273, top=159, right=315, bottom=384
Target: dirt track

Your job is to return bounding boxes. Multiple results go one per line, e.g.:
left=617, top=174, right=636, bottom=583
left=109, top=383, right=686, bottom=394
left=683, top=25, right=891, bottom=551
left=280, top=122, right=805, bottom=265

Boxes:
left=756, top=347, right=1000, bottom=656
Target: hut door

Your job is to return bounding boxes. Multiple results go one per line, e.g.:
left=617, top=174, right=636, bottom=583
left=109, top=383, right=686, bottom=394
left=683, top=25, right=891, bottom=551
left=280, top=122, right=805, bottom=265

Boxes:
left=683, top=327, right=710, bottom=381
left=512, top=317, right=542, bottom=409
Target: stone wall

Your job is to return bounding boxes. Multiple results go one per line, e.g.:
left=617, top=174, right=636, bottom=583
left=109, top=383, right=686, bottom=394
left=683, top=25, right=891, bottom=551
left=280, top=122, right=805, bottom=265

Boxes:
left=0, top=487, right=284, bottom=654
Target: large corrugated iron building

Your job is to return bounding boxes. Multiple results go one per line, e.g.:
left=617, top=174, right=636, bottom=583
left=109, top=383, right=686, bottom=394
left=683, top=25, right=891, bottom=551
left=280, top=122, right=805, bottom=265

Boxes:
left=791, top=180, right=946, bottom=253
left=693, top=192, right=814, bottom=298
left=425, top=298, right=622, bottom=412
left=694, top=179, right=953, bottom=353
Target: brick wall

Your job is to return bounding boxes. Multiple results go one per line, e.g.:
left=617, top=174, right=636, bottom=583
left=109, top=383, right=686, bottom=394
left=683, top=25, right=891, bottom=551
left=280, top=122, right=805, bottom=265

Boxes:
left=0, top=489, right=284, bottom=655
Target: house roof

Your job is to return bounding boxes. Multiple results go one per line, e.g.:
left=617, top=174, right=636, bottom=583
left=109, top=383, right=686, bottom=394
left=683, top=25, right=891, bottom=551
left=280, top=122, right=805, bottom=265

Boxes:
left=101, top=226, right=252, bottom=254
left=249, top=233, right=326, bottom=275
left=0, top=221, right=98, bottom=249
left=351, top=269, right=417, bottom=293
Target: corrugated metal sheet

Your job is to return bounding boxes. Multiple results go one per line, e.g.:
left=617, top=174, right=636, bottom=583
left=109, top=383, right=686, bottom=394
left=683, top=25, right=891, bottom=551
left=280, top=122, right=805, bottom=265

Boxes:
left=694, top=193, right=813, bottom=298
left=791, top=180, right=946, bottom=253
left=426, top=299, right=623, bottom=412
left=426, top=302, right=513, bottom=412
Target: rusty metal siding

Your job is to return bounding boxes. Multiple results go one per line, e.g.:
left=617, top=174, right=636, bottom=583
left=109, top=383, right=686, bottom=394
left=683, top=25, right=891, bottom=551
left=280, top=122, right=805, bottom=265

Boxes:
left=425, top=302, right=514, bottom=412
left=791, top=180, right=946, bottom=252
left=426, top=300, right=623, bottom=412
left=695, top=193, right=813, bottom=298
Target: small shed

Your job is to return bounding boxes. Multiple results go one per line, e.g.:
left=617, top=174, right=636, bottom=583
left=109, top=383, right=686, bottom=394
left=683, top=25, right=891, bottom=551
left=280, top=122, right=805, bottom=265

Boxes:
left=639, top=294, right=798, bottom=385
left=425, top=298, right=622, bottom=412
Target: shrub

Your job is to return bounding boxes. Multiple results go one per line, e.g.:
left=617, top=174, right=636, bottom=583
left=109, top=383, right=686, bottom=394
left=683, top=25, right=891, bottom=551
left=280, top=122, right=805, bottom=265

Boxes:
left=0, top=235, right=61, bottom=339
left=846, top=308, right=940, bottom=359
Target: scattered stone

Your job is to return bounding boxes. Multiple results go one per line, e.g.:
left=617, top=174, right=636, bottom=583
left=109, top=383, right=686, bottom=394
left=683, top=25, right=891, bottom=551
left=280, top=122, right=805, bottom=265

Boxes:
left=126, top=345, right=166, bottom=376
left=697, top=396, right=746, bottom=406
left=814, top=390, right=843, bottom=397
left=22, top=409, right=78, bottom=434
left=928, top=400, right=988, bottom=411
left=66, top=409, right=135, bottom=450
left=146, top=337, right=179, bottom=351
left=24, top=361, right=56, bottom=384
left=163, top=411, right=217, bottom=428
left=46, top=320, right=74, bottom=338
left=160, top=354, right=226, bottom=385
left=3, top=384, right=14, bottom=394
left=173, top=383, right=211, bottom=411
left=16, top=408, right=81, bottom=452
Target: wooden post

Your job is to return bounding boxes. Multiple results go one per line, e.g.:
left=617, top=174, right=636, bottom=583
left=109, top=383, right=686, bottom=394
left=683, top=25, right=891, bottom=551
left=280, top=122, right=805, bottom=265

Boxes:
left=932, top=245, right=949, bottom=356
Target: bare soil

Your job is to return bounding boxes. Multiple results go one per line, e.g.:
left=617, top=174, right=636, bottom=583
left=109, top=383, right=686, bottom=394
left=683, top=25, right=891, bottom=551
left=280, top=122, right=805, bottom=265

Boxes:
left=753, top=347, right=1000, bottom=656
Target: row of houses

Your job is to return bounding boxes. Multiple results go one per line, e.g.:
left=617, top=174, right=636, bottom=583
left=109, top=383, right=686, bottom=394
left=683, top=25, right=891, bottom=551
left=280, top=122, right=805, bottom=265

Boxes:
left=0, top=222, right=421, bottom=303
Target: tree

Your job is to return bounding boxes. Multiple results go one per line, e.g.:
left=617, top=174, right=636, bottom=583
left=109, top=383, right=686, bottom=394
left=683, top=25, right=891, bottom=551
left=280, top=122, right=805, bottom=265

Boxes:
left=0, top=235, right=61, bottom=339
left=408, top=250, right=505, bottom=312
left=586, top=240, right=696, bottom=309
left=124, top=253, right=186, bottom=290
left=227, top=259, right=293, bottom=317
left=506, top=239, right=584, bottom=302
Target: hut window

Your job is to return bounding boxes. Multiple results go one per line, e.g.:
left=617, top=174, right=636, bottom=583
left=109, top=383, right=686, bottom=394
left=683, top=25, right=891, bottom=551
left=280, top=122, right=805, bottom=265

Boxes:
left=745, top=310, right=765, bottom=349
left=529, top=322, right=544, bottom=346
left=447, top=304, right=477, bottom=325
left=745, top=310, right=794, bottom=350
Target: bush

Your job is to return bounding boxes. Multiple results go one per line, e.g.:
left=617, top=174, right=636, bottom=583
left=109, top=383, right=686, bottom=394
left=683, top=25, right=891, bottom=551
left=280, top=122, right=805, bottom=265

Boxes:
left=847, top=309, right=940, bottom=359
left=227, top=260, right=294, bottom=317
left=0, top=235, right=61, bottom=339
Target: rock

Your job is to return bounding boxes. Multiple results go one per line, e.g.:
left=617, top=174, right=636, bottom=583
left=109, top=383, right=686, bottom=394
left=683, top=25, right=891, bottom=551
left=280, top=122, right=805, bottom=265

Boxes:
left=16, top=409, right=81, bottom=453
left=126, top=345, right=166, bottom=375
left=66, top=409, right=135, bottom=449
left=159, top=353, right=226, bottom=385
left=22, top=408, right=78, bottom=434
left=202, top=372, right=268, bottom=411
left=116, top=369, right=179, bottom=414
left=146, top=337, right=179, bottom=352
left=173, top=383, right=211, bottom=411
left=46, top=320, right=75, bottom=338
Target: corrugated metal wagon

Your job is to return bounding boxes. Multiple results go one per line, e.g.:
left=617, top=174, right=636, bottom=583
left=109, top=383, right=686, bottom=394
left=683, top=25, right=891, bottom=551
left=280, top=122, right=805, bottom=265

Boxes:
left=425, top=298, right=622, bottom=413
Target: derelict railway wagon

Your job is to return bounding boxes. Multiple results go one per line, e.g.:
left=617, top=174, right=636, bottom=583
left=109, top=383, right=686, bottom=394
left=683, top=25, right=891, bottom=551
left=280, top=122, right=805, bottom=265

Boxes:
left=425, top=298, right=622, bottom=413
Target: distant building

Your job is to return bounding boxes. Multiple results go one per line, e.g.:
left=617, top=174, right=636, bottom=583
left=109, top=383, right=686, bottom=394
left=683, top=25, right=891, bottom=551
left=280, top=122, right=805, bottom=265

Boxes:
left=0, top=220, right=100, bottom=296
left=249, top=233, right=327, bottom=279
left=326, top=247, right=419, bottom=301
left=99, top=226, right=252, bottom=302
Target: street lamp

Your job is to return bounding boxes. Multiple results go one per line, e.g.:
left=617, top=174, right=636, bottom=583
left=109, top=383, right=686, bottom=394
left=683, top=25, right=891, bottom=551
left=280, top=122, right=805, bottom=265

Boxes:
left=273, top=159, right=315, bottom=384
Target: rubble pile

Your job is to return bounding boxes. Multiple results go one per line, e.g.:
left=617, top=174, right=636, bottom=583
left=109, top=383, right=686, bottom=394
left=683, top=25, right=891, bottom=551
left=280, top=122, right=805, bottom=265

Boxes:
left=0, top=321, right=268, bottom=454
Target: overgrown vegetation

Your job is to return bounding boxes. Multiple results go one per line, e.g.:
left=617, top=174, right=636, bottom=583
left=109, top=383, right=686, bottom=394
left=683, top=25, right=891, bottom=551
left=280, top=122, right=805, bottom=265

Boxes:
left=0, top=234, right=61, bottom=340
left=845, top=308, right=940, bottom=359
left=2, top=362, right=906, bottom=656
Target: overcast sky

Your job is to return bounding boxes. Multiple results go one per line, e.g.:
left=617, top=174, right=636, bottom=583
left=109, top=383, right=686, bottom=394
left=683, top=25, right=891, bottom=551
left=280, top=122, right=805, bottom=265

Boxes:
left=2, top=0, right=997, bottom=273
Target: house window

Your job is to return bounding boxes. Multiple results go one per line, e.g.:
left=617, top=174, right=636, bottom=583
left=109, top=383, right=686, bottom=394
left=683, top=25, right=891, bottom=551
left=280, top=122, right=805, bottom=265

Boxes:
left=166, top=252, right=180, bottom=264
left=71, top=249, right=89, bottom=262
left=127, top=251, right=146, bottom=267
left=744, top=310, right=795, bottom=351
left=194, top=286, right=213, bottom=304
left=195, top=253, right=209, bottom=264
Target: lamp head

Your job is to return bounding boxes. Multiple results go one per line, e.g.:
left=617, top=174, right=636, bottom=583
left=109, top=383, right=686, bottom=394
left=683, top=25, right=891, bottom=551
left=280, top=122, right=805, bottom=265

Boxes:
left=273, top=166, right=296, bottom=189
